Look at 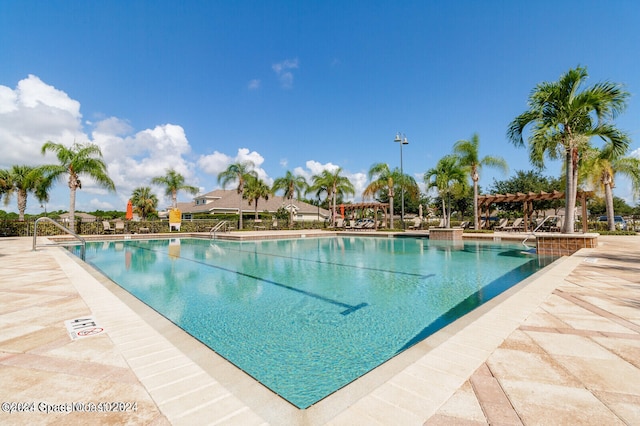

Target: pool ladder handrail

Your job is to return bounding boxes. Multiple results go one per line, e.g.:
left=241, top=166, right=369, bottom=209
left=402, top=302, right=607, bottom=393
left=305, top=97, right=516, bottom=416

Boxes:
left=522, top=215, right=558, bottom=249
left=32, top=217, right=86, bottom=259
left=209, top=220, right=231, bottom=239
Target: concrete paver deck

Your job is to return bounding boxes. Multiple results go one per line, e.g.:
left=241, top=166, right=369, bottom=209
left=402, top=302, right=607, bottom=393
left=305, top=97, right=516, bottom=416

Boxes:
left=0, top=234, right=638, bottom=425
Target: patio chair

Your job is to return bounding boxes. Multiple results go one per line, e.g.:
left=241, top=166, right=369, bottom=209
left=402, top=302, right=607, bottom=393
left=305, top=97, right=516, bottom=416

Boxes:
left=115, top=221, right=125, bottom=233
left=493, top=218, right=509, bottom=231
left=505, top=217, right=523, bottom=232
left=102, top=221, right=114, bottom=234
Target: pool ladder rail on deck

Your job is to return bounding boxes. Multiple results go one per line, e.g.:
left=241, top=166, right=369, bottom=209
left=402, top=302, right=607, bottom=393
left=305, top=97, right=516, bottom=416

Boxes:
left=521, top=215, right=560, bottom=253
left=209, top=220, right=232, bottom=239
left=32, top=217, right=86, bottom=260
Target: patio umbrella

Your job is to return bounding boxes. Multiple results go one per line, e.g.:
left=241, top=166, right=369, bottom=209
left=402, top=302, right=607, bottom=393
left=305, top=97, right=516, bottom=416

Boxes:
left=126, top=200, right=133, bottom=220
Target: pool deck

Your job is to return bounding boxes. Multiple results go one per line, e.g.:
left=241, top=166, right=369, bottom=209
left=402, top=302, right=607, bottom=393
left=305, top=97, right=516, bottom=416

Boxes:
left=1, top=232, right=639, bottom=425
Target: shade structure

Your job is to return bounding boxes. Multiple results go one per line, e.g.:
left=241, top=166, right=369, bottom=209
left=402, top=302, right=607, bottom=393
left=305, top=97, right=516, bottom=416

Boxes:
left=126, top=200, right=133, bottom=220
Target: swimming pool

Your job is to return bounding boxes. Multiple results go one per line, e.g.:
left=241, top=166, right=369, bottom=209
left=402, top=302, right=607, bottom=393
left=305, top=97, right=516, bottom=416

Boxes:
left=71, top=236, right=555, bottom=408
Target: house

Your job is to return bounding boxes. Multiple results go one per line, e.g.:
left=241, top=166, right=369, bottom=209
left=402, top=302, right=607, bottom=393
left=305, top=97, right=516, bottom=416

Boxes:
left=164, top=189, right=331, bottom=222
left=58, top=212, right=98, bottom=223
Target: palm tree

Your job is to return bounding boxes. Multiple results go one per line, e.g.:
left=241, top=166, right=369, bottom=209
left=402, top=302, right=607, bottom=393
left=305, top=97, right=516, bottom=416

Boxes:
left=507, top=66, right=630, bottom=233
left=272, top=171, right=308, bottom=226
left=130, top=186, right=159, bottom=220
left=424, top=155, right=467, bottom=228
left=453, top=133, right=508, bottom=230
left=581, top=145, right=640, bottom=231
left=363, top=163, right=396, bottom=228
left=40, top=141, right=115, bottom=232
left=151, top=168, right=199, bottom=210
left=217, top=161, right=257, bottom=230
left=310, top=168, right=354, bottom=227
left=244, top=176, right=272, bottom=220
left=0, top=165, right=49, bottom=221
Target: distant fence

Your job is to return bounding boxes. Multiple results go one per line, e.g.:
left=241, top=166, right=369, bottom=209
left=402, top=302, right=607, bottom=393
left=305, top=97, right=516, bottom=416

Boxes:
left=1, top=217, right=330, bottom=237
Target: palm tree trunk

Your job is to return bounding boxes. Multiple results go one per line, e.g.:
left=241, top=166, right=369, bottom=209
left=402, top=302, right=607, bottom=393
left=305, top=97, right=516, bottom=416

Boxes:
left=69, top=187, right=77, bottom=233
left=238, top=195, right=243, bottom=230
left=604, top=180, right=615, bottom=231
left=473, top=179, right=479, bottom=230
left=441, top=197, right=447, bottom=228
left=18, top=189, right=27, bottom=221
left=563, top=149, right=576, bottom=234
left=389, top=195, right=394, bottom=229
left=332, top=191, right=337, bottom=227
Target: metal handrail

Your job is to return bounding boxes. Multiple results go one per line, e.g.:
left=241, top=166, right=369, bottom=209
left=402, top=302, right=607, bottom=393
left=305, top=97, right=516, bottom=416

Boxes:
left=522, top=215, right=558, bottom=249
left=33, top=217, right=86, bottom=259
left=209, top=220, right=230, bottom=239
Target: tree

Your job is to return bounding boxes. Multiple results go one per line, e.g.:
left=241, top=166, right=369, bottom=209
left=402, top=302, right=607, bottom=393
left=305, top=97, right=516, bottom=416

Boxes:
left=581, top=145, right=640, bottom=230
left=131, top=186, right=159, bottom=220
left=490, top=170, right=564, bottom=215
left=272, top=170, right=307, bottom=226
left=424, top=155, right=467, bottom=228
left=454, top=133, right=508, bottom=230
left=309, top=168, right=354, bottom=227
left=244, top=176, right=272, bottom=220
left=507, top=66, right=630, bottom=233
left=0, top=165, right=50, bottom=221
left=363, top=163, right=396, bottom=228
left=151, top=168, right=199, bottom=210
left=217, top=161, right=257, bottom=230
left=40, top=141, right=115, bottom=232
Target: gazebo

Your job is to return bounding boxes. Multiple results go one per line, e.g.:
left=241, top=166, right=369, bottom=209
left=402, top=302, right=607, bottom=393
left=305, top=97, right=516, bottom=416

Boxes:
left=339, top=202, right=389, bottom=230
left=477, top=190, right=594, bottom=233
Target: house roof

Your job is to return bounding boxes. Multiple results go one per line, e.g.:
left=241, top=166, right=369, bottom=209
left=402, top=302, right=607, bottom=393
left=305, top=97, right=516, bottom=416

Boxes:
left=172, top=189, right=331, bottom=217
left=58, top=212, right=98, bottom=221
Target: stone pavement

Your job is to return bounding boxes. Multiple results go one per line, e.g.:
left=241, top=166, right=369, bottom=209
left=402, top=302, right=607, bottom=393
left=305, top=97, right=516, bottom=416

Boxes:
left=0, top=234, right=638, bottom=425
left=425, top=236, right=640, bottom=425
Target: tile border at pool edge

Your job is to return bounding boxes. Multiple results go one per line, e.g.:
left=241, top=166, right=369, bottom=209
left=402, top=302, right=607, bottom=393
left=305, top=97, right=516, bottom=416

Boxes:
left=49, top=237, right=581, bottom=425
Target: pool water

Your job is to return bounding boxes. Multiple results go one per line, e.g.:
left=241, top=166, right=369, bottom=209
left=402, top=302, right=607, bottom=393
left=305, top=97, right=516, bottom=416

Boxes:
left=71, top=236, right=555, bottom=408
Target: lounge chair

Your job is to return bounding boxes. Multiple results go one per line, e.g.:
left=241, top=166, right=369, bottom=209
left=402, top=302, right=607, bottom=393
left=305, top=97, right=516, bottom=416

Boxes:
left=458, top=221, right=469, bottom=229
left=102, top=221, right=114, bottom=234
left=493, top=218, right=509, bottom=231
left=505, top=218, right=523, bottom=232
left=115, top=221, right=125, bottom=233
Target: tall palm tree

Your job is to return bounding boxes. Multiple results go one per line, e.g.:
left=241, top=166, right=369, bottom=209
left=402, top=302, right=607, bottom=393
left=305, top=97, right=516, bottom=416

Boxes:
left=363, top=163, right=396, bottom=228
left=453, top=133, right=508, bottom=230
left=0, top=165, right=49, bottom=221
left=310, top=168, right=354, bottom=227
left=217, top=161, right=257, bottom=230
left=130, top=186, right=159, bottom=220
left=40, top=141, right=115, bottom=232
left=581, top=145, right=640, bottom=231
left=507, top=66, right=629, bottom=233
left=244, top=176, right=272, bottom=220
left=151, top=168, right=199, bottom=210
left=424, top=155, right=466, bottom=228
left=272, top=170, right=308, bottom=226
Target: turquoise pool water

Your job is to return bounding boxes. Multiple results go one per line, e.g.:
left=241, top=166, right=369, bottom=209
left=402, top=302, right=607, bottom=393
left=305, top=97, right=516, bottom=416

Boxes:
left=71, top=236, right=555, bottom=408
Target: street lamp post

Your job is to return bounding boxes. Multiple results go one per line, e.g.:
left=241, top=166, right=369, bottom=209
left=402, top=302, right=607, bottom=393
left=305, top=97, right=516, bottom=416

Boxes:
left=394, top=132, right=409, bottom=229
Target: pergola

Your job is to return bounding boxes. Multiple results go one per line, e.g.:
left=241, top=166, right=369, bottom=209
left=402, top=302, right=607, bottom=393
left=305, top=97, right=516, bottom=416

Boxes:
left=477, top=190, right=594, bottom=232
left=339, top=202, right=389, bottom=230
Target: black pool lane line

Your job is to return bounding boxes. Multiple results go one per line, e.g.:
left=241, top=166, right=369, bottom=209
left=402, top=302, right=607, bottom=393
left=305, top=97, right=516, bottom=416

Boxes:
left=210, top=242, right=436, bottom=280
left=128, top=243, right=369, bottom=316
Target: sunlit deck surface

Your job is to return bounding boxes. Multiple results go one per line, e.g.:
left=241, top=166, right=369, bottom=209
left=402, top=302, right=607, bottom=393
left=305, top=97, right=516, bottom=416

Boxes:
left=1, top=232, right=639, bottom=425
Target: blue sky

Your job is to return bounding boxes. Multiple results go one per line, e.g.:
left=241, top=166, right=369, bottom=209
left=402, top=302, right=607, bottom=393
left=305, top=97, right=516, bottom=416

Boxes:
left=1, top=1, right=639, bottom=214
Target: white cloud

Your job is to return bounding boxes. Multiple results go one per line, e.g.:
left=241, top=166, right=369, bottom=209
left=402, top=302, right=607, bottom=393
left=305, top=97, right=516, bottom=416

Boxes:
left=248, top=79, right=260, bottom=90
left=272, top=58, right=299, bottom=89
left=0, top=75, right=198, bottom=213
left=198, top=148, right=272, bottom=188
left=0, top=75, right=86, bottom=168
left=291, top=160, right=365, bottom=201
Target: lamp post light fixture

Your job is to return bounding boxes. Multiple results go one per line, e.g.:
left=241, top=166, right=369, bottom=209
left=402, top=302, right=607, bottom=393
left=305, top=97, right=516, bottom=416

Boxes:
left=394, top=132, right=409, bottom=229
